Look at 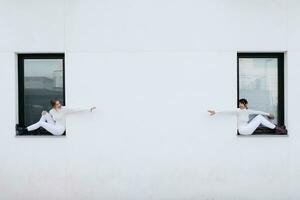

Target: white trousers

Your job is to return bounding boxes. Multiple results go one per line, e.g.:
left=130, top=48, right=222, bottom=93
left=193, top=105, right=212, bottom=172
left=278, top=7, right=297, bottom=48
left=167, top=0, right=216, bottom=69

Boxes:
left=27, top=113, right=64, bottom=135
left=238, top=114, right=276, bottom=135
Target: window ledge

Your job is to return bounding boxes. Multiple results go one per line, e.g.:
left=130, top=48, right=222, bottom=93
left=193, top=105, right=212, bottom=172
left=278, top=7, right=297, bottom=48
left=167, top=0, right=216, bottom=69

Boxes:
left=16, top=125, right=66, bottom=136
left=237, top=127, right=288, bottom=136
left=238, top=134, right=288, bottom=137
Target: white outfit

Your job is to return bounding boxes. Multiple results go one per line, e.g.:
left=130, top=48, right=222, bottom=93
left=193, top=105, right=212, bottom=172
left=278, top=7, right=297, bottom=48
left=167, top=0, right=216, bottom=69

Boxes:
left=27, top=106, right=90, bottom=136
left=217, top=108, right=276, bottom=135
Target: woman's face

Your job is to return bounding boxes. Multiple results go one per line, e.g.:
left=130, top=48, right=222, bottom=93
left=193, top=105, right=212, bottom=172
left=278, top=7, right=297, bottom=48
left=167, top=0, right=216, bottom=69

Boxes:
left=239, top=102, right=247, bottom=109
left=54, top=101, right=61, bottom=110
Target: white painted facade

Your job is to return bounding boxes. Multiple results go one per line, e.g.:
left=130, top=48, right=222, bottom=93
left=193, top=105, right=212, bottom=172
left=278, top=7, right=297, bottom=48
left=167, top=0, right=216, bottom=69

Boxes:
left=0, top=0, right=300, bottom=199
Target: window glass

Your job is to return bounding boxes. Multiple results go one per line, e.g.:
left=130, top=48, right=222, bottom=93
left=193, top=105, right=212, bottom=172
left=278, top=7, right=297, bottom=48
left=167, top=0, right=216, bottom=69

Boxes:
left=239, top=58, right=278, bottom=124
left=23, top=59, right=64, bottom=127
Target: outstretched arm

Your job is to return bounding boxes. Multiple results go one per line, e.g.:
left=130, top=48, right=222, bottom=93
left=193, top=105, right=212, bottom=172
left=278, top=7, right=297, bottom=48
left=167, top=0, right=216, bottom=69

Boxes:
left=207, top=109, right=237, bottom=116
left=62, top=106, right=96, bottom=114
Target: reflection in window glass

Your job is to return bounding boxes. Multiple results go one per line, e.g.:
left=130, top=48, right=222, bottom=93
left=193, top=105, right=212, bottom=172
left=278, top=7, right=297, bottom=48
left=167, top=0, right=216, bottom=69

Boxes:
left=239, top=58, right=278, bottom=124
left=23, top=59, right=64, bottom=126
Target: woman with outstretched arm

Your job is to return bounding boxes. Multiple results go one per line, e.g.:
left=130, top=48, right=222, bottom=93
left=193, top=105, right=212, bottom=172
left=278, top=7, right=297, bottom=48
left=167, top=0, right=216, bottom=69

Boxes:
left=23, top=99, right=96, bottom=136
left=208, top=98, right=286, bottom=135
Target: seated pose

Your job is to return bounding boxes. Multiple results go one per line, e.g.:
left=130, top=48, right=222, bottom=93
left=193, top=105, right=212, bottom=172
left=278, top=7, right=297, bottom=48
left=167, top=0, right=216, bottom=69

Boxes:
left=23, top=99, right=96, bottom=136
left=207, top=98, right=286, bottom=135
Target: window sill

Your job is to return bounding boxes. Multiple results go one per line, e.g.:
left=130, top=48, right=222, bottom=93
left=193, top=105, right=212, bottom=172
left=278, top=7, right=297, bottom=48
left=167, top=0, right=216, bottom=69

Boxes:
left=238, top=134, right=288, bottom=137
left=16, top=124, right=66, bottom=136
left=237, top=127, right=288, bottom=136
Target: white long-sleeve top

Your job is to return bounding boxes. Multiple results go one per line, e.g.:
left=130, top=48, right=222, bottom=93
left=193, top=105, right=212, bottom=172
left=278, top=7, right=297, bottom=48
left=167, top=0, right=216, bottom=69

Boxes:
left=49, top=106, right=90, bottom=132
left=216, top=108, right=270, bottom=129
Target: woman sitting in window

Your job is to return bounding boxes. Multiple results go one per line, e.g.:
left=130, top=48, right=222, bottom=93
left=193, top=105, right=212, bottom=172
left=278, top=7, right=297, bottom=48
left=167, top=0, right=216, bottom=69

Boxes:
left=208, top=98, right=286, bottom=135
left=19, top=99, right=96, bottom=136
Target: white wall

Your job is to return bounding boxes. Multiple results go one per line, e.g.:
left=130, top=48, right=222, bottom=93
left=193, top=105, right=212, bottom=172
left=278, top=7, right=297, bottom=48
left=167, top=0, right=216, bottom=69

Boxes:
left=0, top=0, right=300, bottom=199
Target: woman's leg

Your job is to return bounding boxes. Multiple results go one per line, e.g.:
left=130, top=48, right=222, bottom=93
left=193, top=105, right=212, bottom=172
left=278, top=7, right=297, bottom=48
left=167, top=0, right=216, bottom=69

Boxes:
left=240, top=115, right=276, bottom=135
left=26, top=122, right=41, bottom=131
left=27, top=113, right=59, bottom=134
left=38, top=122, right=63, bottom=135
left=256, top=115, right=276, bottom=129
left=26, top=114, right=48, bottom=131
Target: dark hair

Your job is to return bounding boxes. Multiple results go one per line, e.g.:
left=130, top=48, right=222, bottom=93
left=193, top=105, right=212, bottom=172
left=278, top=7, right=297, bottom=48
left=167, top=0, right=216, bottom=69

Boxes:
left=239, top=98, right=248, bottom=108
left=50, top=99, right=59, bottom=108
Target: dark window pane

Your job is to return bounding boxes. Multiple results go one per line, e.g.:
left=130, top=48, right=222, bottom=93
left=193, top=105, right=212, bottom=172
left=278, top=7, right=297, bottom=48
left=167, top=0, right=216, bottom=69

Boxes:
left=23, top=59, right=64, bottom=126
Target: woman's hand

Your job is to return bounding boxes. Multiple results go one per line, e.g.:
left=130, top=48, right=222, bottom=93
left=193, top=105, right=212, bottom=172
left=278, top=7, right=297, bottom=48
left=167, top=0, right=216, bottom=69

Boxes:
left=90, top=107, right=96, bottom=112
left=207, top=110, right=216, bottom=116
left=41, top=111, right=47, bottom=115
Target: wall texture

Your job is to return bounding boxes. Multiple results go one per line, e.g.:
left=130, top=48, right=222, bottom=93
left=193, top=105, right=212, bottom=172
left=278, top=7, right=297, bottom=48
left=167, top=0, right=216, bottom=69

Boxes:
left=0, top=0, right=300, bottom=199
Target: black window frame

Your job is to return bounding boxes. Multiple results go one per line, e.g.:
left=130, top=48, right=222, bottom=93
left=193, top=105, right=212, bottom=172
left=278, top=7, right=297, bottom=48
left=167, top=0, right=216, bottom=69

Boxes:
left=17, top=53, right=65, bottom=135
left=237, top=52, right=285, bottom=135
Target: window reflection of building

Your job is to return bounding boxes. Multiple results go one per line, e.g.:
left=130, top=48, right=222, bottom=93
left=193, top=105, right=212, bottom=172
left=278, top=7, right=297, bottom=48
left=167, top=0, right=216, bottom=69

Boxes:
left=53, top=70, right=63, bottom=91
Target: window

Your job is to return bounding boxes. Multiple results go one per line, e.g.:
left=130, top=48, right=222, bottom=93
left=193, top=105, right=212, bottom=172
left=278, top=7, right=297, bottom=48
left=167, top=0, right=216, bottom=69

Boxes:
left=237, top=53, right=285, bottom=135
left=17, top=54, right=65, bottom=136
